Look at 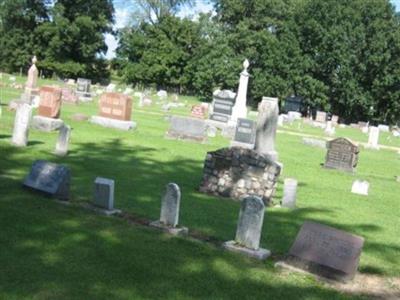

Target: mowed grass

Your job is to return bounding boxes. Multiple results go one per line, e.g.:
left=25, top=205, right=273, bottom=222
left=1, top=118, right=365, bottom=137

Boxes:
left=0, top=74, right=399, bottom=299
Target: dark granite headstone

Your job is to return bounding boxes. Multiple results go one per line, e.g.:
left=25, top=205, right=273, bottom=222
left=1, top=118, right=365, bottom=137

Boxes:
left=287, top=221, right=364, bottom=282
left=324, top=137, right=359, bottom=172
left=23, top=160, right=70, bottom=200
left=234, top=118, right=256, bottom=145
left=210, top=90, right=236, bottom=123
left=76, top=78, right=91, bottom=98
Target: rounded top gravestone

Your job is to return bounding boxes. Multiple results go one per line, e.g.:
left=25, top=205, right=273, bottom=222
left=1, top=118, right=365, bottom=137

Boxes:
left=160, top=183, right=181, bottom=227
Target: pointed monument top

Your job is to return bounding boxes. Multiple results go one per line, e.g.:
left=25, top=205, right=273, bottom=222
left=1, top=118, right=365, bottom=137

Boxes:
left=243, top=59, right=249, bottom=70
left=32, top=56, right=37, bottom=64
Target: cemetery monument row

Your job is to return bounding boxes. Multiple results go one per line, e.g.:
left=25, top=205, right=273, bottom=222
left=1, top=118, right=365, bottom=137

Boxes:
left=324, top=137, right=359, bottom=172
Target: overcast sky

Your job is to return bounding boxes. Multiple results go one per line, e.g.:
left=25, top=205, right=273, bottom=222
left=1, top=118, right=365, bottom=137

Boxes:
left=105, top=0, right=400, bottom=59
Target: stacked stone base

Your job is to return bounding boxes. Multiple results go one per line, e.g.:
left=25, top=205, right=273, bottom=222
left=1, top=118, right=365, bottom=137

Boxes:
left=199, top=147, right=281, bottom=204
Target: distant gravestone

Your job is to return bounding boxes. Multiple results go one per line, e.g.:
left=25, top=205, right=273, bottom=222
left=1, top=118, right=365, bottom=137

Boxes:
left=76, top=78, right=92, bottom=101
left=209, top=89, right=236, bottom=123
left=286, top=221, right=364, bottom=282
left=302, top=137, right=326, bottom=149
left=351, top=180, right=369, bottom=196
left=55, top=125, right=71, bottom=156
left=315, top=111, right=327, bottom=123
left=331, top=115, right=339, bottom=125
left=157, top=90, right=168, bottom=99
left=282, top=178, right=298, bottom=208
left=324, top=138, right=359, bottom=172
left=23, top=160, right=70, bottom=201
left=61, top=87, right=79, bottom=104
left=367, top=126, right=380, bottom=149
left=11, top=103, right=32, bottom=147
left=191, top=104, right=207, bottom=119
left=230, top=118, right=256, bottom=149
left=38, top=86, right=62, bottom=118
left=166, top=116, right=207, bottom=142
left=378, top=124, right=389, bottom=132
left=223, top=196, right=271, bottom=260
left=150, top=183, right=188, bottom=235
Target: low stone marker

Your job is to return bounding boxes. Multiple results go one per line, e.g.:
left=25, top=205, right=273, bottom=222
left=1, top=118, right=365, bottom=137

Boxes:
left=12, top=103, right=33, bottom=147
left=302, top=137, right=326, bottom=149
left=351, top=180, right=369, bottom=196
left=285, top=221, right=364, bottom=282
left=224, top=196, right=270, bottom=260
left=230, top=118, right=256, bottom=149
left=92, top=177, right=120, bottom=215
left=55, top=125, right=71, bottom=156
left=324, top=137, right=359, bottom=172
left=23, top=160, right=70, bottom=201
left=282, top=178, right=298, bottom=208
left=166, top=116, right=207, bottom=142
left=150, top=183, right=188, bottom=236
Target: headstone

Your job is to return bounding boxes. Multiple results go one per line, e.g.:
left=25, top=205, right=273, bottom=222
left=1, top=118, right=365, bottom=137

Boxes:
left=358, top=121, right=368, bottom=129
left=55, top=125, right=71, bottom=156
left=223, top=196, right=271, bottom=260
left=315, top=111, right=327, bottom=123
left=230, top=118, right=256, bottom=149
left=209, top=89, right=236, bottom=124
left=286, top=221, right=364, bottom=282
left=378, top=124, right=389, bottom=132
left=331, top=115, right=339, bottom=125
left=76, top=78, right=92, bottom=101
left=191, top=104, right=207, bottom=119
left=11, top=103, right=33, bottom=147
left=22, top=56, right=39, bottom=103
left=255, top=97, right=279, bottom=161
left=166, top=116, right=207, bottom=142
left=31, top=116, right=64, bottom=132
left=361, top=126, right=369, bottom=134
left=157, top=90, right=168, bottom=99
left=302, top=137, right=326, bottom=149
left=367, top=126, right=379, bottom=149
left=282, top=178, right=298, bottom=208
left=324, top=121, right=335, bottom=136
left=277, top=115, right=284, bottom=126
left=288, top=111, right=302, bottom=120
left=324, top=138, right=359, bottom=172
left=92, top=177, right=120, bottom=215
left=61, top=87, right=79, bottom=104
left=38, top=86, right=62, bottom=118
left=106, top=83, right=116, bottom=92
left=150, top=183, right=188, bottom=235
left=98, top=92, right=132, bottom=121
left=231, top=59, right=249, bottom=122
left=66, top=79, right=75, bottom=85
left=284, top=96, right=303, bottom=113
left=351, top=180, right=369, bottom=196
left=23, top=160, right=70, bottom=201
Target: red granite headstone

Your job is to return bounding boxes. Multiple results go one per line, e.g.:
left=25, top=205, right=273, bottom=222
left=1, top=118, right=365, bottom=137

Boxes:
left=38, top=86, right=62, bottom=118
left=99, top=92, right=132, bottom=121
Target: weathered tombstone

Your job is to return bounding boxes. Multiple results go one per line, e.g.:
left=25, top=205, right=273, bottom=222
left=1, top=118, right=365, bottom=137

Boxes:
left=11, top=103, right=33, bottom=147
left=223, top=196, right=271, bottom=260
left=367, top=126, right=380, bottom=149
left=90, top=92, right=136, bottom=130
left=150, top=183, right=188, bottom=236
left=92, top=177, right=121, bottom=215
left=61, top=87, right=79, bottom=104
left=331, top=115, right=339, bottom=125
left=55, top=125, right=71, bottom=156
left=351, top=180, right=369, bottom=196
left=315, top=111, right=327, bottom=123
left=255, top=97, right=279, bottom=161
left=284, top=95, right=303, bottom=113
left=230, top=118, right=256, bottom=149
left=285, top=221, right=364, bottom=282
left=209, top=89, right=236, bottom=124
left=76, top=78, right=92, bottom=101
left=38, top=86, right=62, bottom=118
left=191, top=104, right=207, bottom=119
left=157, top=90, right=168, bottom=99
left=166, top=116, right=207, bottom=142
left=231, top=59, right=249, bottom=122
left=23, top=160, right=70, bottom=201
left=282, top=178, right=298, bottom=208
left=324, top=121, right=335, bottom=136
left=324, top=138, right=359, bottom=172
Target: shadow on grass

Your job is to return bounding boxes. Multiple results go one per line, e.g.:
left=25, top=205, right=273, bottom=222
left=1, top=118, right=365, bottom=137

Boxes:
left=0, top=139, right=397, bottom=299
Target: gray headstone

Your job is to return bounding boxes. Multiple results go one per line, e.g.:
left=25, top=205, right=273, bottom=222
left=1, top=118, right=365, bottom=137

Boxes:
left=324, top=138, right=359, bottom=172
left=255, top=97, right=279, bottom=160
left=233, top=118, right=256, bottom=145
left=55, top=125, right=71, bottom=156
left=94, top=177, right=115, bottom=210
left=160, top=183, right=181, bottom=227
left=12, top=103, right=33, bottom=147
left=282, top=178, right=297, bottom=208
left=31, top=115, right=64, bottom=132
left=210, top=89, right=236, bottom=123
left=287, top=221, right=364, bottom=282
left=167, top=116, right=207, bottom=142
left=23, top=160, right=70, bottom=200
left=235, top=196, right=265, bottom=250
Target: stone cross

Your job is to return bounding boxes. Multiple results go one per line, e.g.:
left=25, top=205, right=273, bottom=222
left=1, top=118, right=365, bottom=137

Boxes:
left=282, top=178, right=298, bottom=208
left=12, top=103, right=33, bottom=147
left=55, top=125, right=71, bottom=156
left=255, top=97, right=279, bottom=160
left=160, top=183, right=181, bottom=227
left=231, top=59, right=249, bottom=123
left=368, top=126, right=379, bottom=149
left=235, top=196, right=265, bottom=250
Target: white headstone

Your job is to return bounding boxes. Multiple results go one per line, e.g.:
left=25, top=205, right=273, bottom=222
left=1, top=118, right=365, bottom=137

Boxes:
left=55, top=125, right=71, bottom=156
left=11, top=104, right=32, bottom=147
left=231, top=59, right=249, bottom=122
left=160, top=183, right=181, bottom=227
left=94, top=177, right=115, bottom=210
left=367, top=126, right=379, bottom=149
left=378, top=124, right=389, bottom=132
left=351, top=180, right=369, bottom=196
left=282, top=178, right=298, bottom=208
left=324, top=121, right=335, bottom=136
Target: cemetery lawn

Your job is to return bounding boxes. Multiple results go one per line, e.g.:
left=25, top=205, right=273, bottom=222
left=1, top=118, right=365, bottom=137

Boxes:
left=1, top=76, right=399, bottom=299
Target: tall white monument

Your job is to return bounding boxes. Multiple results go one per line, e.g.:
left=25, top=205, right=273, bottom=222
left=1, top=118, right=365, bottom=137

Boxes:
left=231, top=59, right=249, bottom=123
left=21, top=56, right=39, bottom=104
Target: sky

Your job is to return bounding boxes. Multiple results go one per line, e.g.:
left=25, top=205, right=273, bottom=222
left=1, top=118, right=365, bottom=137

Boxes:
left=105, top=0, right=400, bottom=59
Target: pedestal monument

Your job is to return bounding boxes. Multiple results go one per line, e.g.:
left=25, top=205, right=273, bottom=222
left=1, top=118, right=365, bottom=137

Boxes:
left=231, top=59, right=249, bottom=123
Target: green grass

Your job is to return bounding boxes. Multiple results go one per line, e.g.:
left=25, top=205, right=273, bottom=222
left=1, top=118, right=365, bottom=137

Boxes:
left=1, top=74, right=399, bottom=299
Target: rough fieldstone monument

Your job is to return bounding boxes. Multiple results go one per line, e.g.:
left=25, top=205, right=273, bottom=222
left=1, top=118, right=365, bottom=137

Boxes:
left=324, top=138, right=359, bottom=172
left=23, top=160, right=70, bottom=201
left=231, top=59, right=249, bottom=123
left=255, top=97, right=279, bottom=161
left=11, top=103, right=33, bottom=147
left=92, top=177, right=121, bottom=215
left=224, top=196, right=270, bottom=260
left=150, top=183, right=188, bottom=236
left=282, top=178, right=298, bottom=208
left=55, top=125, right=71, bottom=156
left=285, top=221, right=364, bottom=282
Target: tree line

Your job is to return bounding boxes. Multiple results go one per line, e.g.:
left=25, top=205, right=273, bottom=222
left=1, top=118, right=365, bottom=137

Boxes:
left=1, top=0, right=400, bottom=124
